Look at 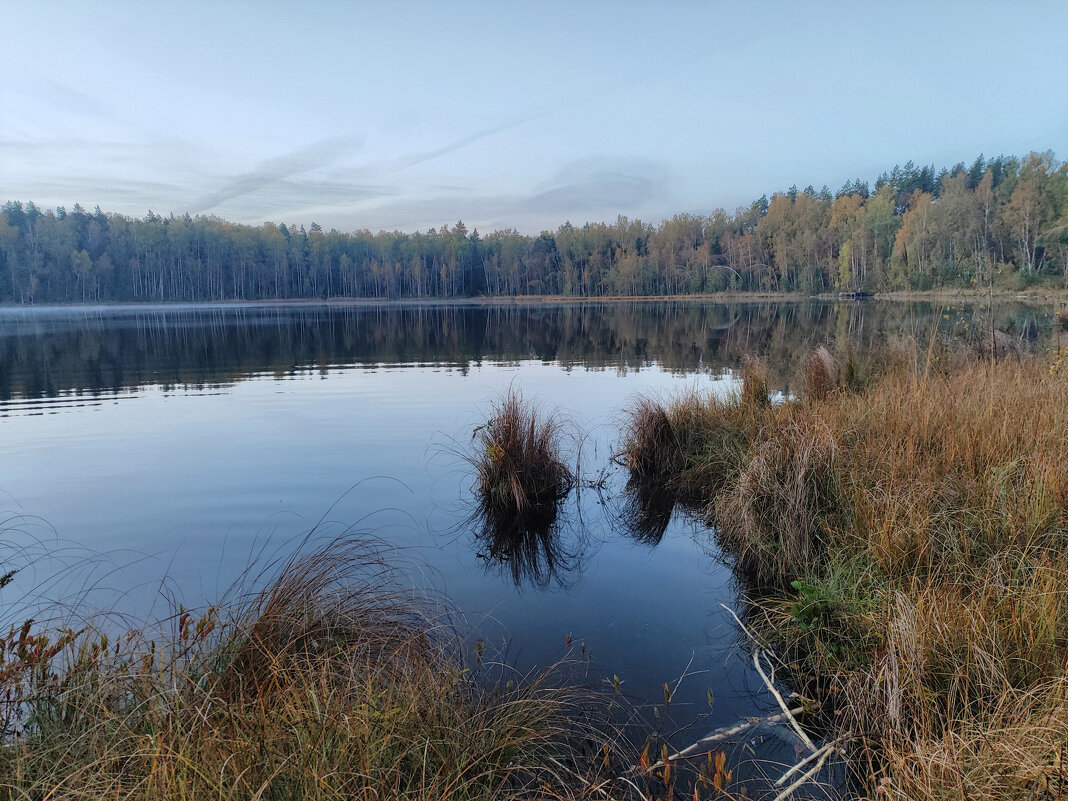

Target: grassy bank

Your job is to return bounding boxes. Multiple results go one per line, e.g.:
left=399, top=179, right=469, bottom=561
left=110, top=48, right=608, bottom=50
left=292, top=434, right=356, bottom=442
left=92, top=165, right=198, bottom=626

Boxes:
left=622, top=340, right=1068, bottom=798
left=0, top=538, right=633, bottom=800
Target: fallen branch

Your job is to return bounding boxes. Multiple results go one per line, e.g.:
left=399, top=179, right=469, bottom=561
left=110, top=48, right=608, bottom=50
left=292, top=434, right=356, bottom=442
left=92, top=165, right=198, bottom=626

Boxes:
left=644, top=707, right=805, bottom=773
left=774, top=740, right=838, bottom=787
left=720, top=603, right=817, bottom=752
left=752, top=649, right=816, bottom=751
left=772, top=742, right=837, bottom=801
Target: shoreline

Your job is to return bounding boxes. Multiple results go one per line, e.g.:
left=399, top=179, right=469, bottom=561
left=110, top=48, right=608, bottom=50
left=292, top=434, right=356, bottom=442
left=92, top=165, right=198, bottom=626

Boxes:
left=1, top=288, right=1066, bottom=313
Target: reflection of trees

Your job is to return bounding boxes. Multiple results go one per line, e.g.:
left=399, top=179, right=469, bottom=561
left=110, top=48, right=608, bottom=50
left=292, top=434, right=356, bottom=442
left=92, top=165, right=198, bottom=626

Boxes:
left=0, top=301, right=1052, bottom=402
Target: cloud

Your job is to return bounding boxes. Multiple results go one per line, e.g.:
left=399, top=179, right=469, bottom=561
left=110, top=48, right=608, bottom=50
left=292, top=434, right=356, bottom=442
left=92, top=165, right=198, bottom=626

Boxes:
left=383, top=113, right=546, bottom=173
left=341, top=157, right=675, bottom=234
left=185, top=134, right=365, bottom=214
left=524, top=158, right=670, bottom=215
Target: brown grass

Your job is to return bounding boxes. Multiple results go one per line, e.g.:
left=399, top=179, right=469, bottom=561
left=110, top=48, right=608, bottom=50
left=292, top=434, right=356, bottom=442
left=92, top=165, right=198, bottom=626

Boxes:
left=472, top=389, right=574, bottom=521
left=803, top=346, right=836, bottom=401
left=624, top=341, right=1068, bottom=798
left=468, top=390, right=580, bottom=588
left=0, top=537, right=635, bottom=800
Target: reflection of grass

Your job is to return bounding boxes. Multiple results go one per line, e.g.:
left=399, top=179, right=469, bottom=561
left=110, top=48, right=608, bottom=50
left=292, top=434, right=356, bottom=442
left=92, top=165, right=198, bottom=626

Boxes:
left=614, top=476, right=679, bottom=545
left=468, top=390, right=578, bottom=589
left=475, top=507, right=573, bottom=589
left=0, top=538, right=633, bottom=799
left=623, top=341, right=1068, bottom=799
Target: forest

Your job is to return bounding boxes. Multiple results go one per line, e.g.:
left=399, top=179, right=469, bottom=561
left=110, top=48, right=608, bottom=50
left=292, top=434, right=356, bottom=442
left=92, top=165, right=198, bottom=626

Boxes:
left=2, top=151, right=1066, bottom=304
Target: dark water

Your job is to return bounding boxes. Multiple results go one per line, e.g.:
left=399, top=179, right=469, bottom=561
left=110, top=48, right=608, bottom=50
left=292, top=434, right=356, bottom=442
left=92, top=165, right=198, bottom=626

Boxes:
left=0, top=299, right=1057, bottom=786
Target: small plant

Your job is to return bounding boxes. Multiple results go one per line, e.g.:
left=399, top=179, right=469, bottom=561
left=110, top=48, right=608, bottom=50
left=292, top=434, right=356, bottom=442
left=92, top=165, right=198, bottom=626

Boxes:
left=468, top=390, right=579, bottom=588
left=472, top=389, right=574, bottom=519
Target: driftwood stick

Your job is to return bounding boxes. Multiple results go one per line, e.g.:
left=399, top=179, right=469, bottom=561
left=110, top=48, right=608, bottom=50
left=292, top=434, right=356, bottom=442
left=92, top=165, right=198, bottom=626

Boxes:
left=644, top=707, right=804, bottom=773
left=719, top=602, right=765, bottom=649
left=772, top=743, right=836, bottom=801
left=774, top=741, right=836, bottom=787
left=719, top=603, right=816, bottom=752
left=752, top=649, right=817, bottom=752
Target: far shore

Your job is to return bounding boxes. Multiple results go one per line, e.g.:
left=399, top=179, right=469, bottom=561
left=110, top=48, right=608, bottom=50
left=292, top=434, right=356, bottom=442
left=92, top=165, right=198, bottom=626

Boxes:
left=1, top=287, right=1066, bottom=313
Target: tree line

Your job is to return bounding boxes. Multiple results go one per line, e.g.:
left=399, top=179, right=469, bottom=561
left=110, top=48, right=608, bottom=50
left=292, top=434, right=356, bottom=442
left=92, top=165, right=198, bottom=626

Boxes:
left=2, top=151, right=1066, bottom=304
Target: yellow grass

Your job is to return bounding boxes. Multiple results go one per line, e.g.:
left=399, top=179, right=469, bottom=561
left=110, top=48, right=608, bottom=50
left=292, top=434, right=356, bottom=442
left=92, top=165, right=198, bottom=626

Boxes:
left=622, top=342, right=1068, bottom=798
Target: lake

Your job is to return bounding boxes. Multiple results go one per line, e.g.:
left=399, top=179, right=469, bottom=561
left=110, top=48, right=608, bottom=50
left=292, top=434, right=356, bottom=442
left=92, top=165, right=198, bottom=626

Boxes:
left=0, top=298, right=1055, bottom=779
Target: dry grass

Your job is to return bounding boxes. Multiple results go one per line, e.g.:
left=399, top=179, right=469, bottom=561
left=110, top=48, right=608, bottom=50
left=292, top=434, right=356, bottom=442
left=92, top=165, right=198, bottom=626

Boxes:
left=618, top=385, right=765, bottom=507
left=803, top=346, right=836, bottom=401
left=0, top=537, right=635, bottom=800
left=468, top=390, right=579, bottom=589
left=472, top=389, right=574, bottom=524
left=739, top=358, right=772, bottom=410
left=623, top=342, right=1068, bottom=799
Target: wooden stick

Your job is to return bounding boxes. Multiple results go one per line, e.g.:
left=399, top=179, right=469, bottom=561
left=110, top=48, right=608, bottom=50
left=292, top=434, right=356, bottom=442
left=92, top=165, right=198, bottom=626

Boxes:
left=772, top=743, right=836, bottom=801
left=774, top=741, right=835, bottom=787
left=644, top=707, right=804, bottom=773
left=752, top=649, right=816, bottom=752
left=719, top=603, right=816, bottom=752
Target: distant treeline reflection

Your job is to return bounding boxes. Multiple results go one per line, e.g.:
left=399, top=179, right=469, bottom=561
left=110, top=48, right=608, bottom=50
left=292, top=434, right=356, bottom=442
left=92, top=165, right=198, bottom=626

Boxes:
left=0, top=300, right=1051, bottom=401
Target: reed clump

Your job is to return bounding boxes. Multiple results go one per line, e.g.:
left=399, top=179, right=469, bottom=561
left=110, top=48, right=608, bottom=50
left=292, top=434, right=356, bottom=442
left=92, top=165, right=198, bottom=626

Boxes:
left=472, top=389, right=575, bottom=525
left=618, top=382, right=767, bottom=507
left=623, top=342, right=1068, bottom=798
left=468, top=390, right=581, bottom=589
left=0, top=538, right=631, bottom=800
left=803, top=345, right=836, bottom=401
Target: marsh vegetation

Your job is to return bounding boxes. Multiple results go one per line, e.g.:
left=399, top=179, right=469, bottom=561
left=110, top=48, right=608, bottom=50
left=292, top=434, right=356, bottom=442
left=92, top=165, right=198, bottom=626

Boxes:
left=620, top=337, right=1068, bottom=798
left=0, top=537, right=635, bottom=800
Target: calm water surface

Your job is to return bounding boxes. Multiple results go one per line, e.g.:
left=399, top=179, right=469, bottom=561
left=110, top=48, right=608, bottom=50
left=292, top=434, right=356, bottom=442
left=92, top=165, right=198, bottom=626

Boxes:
left=0, top=299, right=1055, bottom=773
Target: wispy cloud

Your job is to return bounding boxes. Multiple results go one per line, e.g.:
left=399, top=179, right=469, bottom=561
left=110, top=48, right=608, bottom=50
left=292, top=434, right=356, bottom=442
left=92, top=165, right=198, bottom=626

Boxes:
left=355, top=157, right=675, bottom=233
left=382, top=113, right=546, bottom=173
left=525, top=159, right=669, bottom=214
left=185, top=134, right=366, bottom=214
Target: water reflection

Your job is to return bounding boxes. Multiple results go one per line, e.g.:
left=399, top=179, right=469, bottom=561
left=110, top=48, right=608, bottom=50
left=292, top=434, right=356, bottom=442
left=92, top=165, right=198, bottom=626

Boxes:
left=614, top=477, right=681, bottom=546
left=0, top=299, right=1056, bottom=406
left=471, top=502, right=585, bottom=590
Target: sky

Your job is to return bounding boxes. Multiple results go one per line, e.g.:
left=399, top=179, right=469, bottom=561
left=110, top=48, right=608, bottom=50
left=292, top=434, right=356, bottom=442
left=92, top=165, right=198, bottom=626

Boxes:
left=2, top=1, right=1067, bottom=234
